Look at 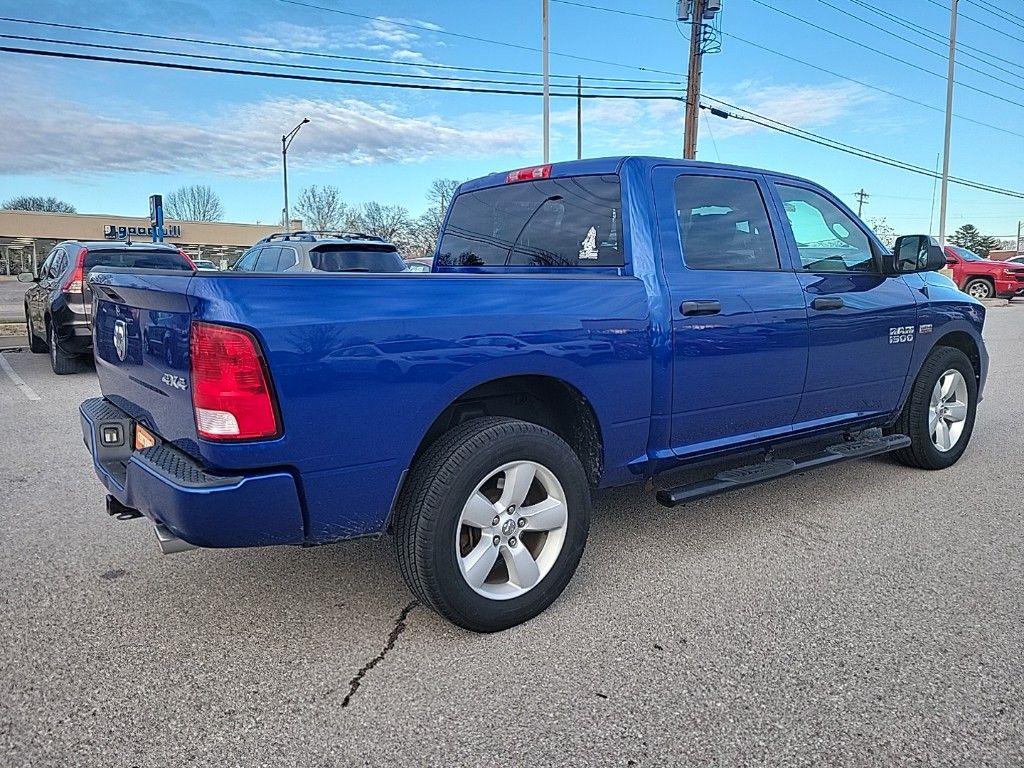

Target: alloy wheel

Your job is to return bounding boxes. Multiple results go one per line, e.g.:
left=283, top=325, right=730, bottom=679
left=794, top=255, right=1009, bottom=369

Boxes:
left=929, top=369, right=969, bottom=452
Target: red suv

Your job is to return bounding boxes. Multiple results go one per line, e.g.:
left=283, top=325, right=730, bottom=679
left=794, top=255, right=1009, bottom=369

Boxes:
left=943, top=245, right=1024, bottom=299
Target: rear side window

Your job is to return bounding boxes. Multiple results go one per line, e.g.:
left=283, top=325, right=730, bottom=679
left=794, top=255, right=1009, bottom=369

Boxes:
left=674, top=175, right=780, bottom=271
left=254, top=246, right=282, bottom=272
left=310, top=245, right=406, bottom=273
left=84, top=249, right=191, bottom=271
left=437, top=175, right=623, bottom=267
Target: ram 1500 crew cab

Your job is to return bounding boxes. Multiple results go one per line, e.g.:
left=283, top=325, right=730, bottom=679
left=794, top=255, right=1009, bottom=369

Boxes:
left=80, top=157, right=987, bottom=632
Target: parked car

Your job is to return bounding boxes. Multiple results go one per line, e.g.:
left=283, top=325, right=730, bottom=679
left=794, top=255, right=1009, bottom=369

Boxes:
left=943, top=245, right=1024, bottom=299
left=232, top=231, right=408, bottom=273
left=191, top=258, right=219, bottom=271
left=19, top=240, right=194, bottom=374
left=80, top=157, right=986, bottom=632
left=1006, top=254, right=1024, bottom=265
left=404, top=257, right=434, bottom=272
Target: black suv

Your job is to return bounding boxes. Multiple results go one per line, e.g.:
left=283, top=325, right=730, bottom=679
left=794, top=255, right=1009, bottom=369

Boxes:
left=232, top=231, right=408, bottom=273
left=20, top=240, right=194, bottom=374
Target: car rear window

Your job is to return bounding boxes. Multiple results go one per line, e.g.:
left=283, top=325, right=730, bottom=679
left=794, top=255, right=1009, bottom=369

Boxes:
left=437, top=174, right=623, bottom=268
left=84, top=249, right=192, bottom=271
left=310, top=245, right=407, bottom=273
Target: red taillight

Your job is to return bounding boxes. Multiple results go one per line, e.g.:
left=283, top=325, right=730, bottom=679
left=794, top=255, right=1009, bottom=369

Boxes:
left=189, top=322, right=281, bottom=441
left=505, top=164, right=552, bottom=183
left=62, top=246, right=87, bottom=293
left=178, top=248, right=196, bottom=270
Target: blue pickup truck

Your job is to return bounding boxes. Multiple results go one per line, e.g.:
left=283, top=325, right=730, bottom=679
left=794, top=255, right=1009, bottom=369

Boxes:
left=80, top=157, right=987, bottom=632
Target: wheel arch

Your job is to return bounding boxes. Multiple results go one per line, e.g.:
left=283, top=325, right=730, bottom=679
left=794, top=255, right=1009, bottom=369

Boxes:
left=933, top=330, right=981, bottom=386
left=410, top=374, right=605, bottom=489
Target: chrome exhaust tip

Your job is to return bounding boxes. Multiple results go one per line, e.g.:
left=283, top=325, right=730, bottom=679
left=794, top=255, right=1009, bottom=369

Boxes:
left=154, top=523, right=197, bottom=555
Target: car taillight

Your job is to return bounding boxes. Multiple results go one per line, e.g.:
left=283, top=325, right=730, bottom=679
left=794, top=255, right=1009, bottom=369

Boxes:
left=505, top=164, right=552, bottom=183
left=62, top=247, right=87, bottom=293
left=178, top=249, right=196, bottom=270
left=189, top=322, right=281, bottom=440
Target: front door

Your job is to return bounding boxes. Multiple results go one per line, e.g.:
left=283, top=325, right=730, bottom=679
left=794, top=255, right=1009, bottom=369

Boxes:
left=653, top=168, right=809, bottom=456
left=769, top=180, right=919, bottom=428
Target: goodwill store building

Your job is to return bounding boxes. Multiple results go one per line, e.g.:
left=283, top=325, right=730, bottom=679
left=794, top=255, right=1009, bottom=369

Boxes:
left=0, top=210, right=303, bottom=274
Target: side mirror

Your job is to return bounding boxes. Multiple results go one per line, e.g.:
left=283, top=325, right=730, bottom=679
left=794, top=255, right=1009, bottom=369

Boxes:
left=16, top=272, right=36, bottom=283
left=889, top=235, right=946, bottom=274
left=945, top=257, right=957, bottom=266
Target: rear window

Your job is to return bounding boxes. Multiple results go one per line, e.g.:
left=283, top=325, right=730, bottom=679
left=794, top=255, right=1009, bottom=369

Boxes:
left=437, top=174, right=623, bottom=267
left=310, top=245, right=406, bottom=273
left=84, top=249, right=192, bottom=271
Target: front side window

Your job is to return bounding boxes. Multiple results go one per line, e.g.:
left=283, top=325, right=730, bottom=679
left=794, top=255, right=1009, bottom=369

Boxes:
left=234, top=248, right=259, bottom=272
left=437, top=175, right=623, bottom=267
left=776, top=184, right=876, bottom=273
left=674, top=175, right=780, bottom=270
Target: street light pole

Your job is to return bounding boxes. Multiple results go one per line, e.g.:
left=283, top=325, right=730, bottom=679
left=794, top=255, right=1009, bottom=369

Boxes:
left=281, top=118, right=310, bottom=233
left=937, top=0, right=958, bottom=249
left=542, top=0, right=550, bottom=163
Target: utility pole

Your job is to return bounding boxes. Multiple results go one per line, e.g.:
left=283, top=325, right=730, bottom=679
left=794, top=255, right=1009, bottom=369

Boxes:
left=542, top=0, right=550, bottom=163
left=1017, top=220, right=1022, bottom=257
left=937, top=0, right=959, bottom=247
left=683, top=0, right=706, bottom=159
left=576, top=75, right=583, bottom=160
left=854, top=188, right=869, bottom=218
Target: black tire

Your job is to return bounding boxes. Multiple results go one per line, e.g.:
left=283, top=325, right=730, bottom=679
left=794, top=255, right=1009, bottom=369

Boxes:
left=394, top=417, right=591, bottom=632
left=889, top=346, right=977, bottom=470
left=48, top=322, right=87, bottom=375
left=963, top=278, right=993, bottom=300
left=25, top=307, right=46, bottom=353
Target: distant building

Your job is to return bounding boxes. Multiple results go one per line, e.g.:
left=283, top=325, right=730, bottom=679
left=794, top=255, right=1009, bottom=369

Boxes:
left=988, top=249, right=1021, bottom=261
left=0, top=210, right=302, bottom=273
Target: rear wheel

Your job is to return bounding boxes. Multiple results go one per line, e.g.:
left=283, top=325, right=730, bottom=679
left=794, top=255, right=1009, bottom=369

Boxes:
left=889, top=346, right=977, bottom=470
left=394, top=417, right=591, bottom=632
left=964, top=278, right=993, bottom=300
left=25, top=307, right=46, bottom=353
left=48, top=322, right=88, bottom=375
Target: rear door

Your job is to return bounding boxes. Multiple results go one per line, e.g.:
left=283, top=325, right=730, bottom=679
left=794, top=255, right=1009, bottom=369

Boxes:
left=769, top=180, right=918, bottom=427
left=653, top=167, right=809, bottom=455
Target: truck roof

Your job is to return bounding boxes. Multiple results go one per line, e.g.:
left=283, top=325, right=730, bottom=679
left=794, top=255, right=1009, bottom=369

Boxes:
left=460, top=156, right=819, bottom=194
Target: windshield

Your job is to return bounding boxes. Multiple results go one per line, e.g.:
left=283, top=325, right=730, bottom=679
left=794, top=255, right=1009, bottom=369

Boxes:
left=309, top=245, right=406, bottom=273
left=948, top=246, right=983, bottom=261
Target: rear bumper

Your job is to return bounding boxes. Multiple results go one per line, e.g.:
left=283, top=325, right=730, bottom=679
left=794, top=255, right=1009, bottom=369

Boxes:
left=80, top=397, right=305, bottom=548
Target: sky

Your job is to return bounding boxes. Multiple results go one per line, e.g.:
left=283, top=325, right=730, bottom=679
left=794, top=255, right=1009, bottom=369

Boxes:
left=0, top=0, right=1021, bottom=242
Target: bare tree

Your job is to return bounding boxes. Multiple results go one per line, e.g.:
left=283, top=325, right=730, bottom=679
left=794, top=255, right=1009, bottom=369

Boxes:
left=866, top=216, right=896, bottom=249
left=294, top=185, right=349, bottom=232
left=350, top=202, right=413, bottom=247
left=164, top=184, right=224, bottom=221
left=1, top=195, right=76, bottom=213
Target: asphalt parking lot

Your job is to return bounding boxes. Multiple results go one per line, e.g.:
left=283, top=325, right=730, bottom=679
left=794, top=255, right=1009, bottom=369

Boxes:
left=1, top=303, right=1021, bottom=767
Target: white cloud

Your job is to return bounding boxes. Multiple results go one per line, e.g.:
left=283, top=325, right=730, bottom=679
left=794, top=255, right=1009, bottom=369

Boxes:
left=0, top=79, right=534, bottom=176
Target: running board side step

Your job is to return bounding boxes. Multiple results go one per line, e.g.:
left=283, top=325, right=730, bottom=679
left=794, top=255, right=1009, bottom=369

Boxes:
left=655, top=433, right=911, bottom=507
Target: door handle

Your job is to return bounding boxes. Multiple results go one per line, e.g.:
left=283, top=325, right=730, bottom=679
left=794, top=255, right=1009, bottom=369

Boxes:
left=811, top=297, right=844, bottom=311
left=681, top=300, right=721, bottom=316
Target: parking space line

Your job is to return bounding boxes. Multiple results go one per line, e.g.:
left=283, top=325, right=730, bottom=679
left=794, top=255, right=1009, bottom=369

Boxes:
left=0, top=353, right=41, bottom=401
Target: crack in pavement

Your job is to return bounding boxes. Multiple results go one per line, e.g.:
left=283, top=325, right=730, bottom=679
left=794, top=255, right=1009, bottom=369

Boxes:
left=341, top=601, right=417, bottom=708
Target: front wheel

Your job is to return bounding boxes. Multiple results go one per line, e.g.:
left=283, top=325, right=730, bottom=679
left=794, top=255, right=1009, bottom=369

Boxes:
left=394, top=417, right=591, bottom=632
left=963, top=278, right=993, bottom=300
left=889, top=346, right=978, bottom=469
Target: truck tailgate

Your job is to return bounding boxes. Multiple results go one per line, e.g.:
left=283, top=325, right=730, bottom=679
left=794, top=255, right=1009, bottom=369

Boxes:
left=90, top=270, right=198, bottom=453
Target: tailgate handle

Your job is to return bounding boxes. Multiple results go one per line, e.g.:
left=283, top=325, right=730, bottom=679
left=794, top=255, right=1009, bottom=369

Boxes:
left=681, top=300, right=721, bottom=316
left=811, top=297, right=845, bottom=311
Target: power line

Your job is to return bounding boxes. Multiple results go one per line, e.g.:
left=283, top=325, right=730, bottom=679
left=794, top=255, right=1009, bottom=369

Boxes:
left=964, top=0, right=1024, bottom=30
left=0, top=32, right=683, bottom=92
left=3, top=40, right=1020, bottom=202
left=0, top=43, right=682, bottom=100
left=926, top=0, right=1024, bottom=42
left=275, top=0, right=684, bottom=78
left=0, top=15, right=683, bottom=86
left=538, top=0, right=1024, bottom=139
left=750, top=0, right=1024, bottom=111
left=835, top=0, right=1024, bottom=84
left=700, top=97, right=1024, bottom=199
